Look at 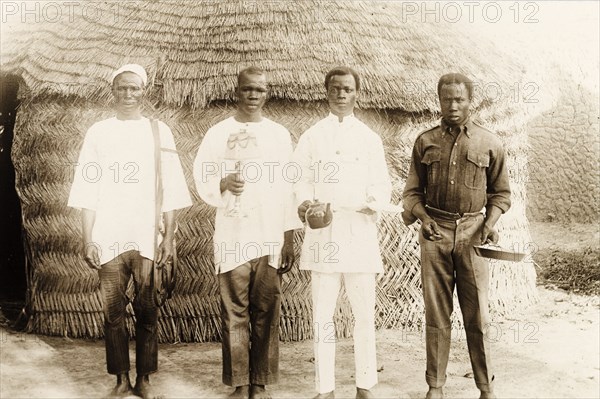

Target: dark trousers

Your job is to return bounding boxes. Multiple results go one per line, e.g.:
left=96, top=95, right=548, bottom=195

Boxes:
left=419, top=213, right=494, bottom=392
left=218, top=256, right=281, bottom=386
left=99, top=250, right=158, bottom=376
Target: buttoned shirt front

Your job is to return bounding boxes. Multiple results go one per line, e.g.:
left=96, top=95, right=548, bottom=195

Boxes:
left=193, top=116, right=300, bottom=274
left=68, top=117, right=192, bottom=265
left=403, top=118, right=511, bottom=216
left=293, top=113, right=392, bottom=273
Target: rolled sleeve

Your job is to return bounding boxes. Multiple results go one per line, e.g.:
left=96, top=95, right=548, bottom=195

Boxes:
left=193, top=127, right=229, bottom=209
left=159, top=123, right=192, bottom=212
left=292, top=132, right=315, bottom=206
left=367, top=134, right=392, bottom=205
left=402, top=139, right=426, bottom=215
left=68, top=128, right=100, bottom=211
left=485, top=145, right=511, bottom=213
left=280, top=134, right=303, bottom=231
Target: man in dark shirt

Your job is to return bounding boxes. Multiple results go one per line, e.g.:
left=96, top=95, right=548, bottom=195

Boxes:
left=402, top=73, right=511, bottom=399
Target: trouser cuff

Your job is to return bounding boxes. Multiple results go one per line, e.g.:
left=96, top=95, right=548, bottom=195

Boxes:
left=317, top=386, right=335, bottom=394
left=426, top=372, right=446, bottom=389
left=136, top=368, right=158, bottom=377
left=223, top=374, right=250, bottom=387
left=357, top=382, right=377, bottom=390
left=251, top=372, right=278, bottom=386
left=107, top=368, right=130, bottom=375
left=476, top=375, right=495, bottom=392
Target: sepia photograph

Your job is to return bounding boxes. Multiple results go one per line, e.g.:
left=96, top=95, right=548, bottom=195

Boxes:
left=0, top=1, right=598, bottom=398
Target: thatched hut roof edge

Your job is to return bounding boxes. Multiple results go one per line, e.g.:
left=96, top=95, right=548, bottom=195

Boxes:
left=1, top=0, right=525, bottom=112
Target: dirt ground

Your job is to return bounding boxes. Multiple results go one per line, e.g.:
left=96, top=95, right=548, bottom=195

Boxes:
left=1, top=222, right=598, bottom=399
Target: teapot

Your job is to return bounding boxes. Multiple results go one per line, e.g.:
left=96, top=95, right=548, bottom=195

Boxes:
left=305, top=200, right=333, bottom=229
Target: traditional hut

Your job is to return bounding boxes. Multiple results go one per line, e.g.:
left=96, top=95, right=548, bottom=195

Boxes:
left=1, top=0, right=537, bottom=342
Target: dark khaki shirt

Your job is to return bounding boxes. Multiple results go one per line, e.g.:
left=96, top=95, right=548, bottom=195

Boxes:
left=403, top=118, right=511, bottom=216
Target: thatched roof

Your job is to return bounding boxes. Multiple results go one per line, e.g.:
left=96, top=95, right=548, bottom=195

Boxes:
left=1, top=0, right=522, bottom=111
left=3, top=0, right=540, bottom=342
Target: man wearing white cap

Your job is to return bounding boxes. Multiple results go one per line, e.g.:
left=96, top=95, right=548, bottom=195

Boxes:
left=68, top=64, right=192, bottom=398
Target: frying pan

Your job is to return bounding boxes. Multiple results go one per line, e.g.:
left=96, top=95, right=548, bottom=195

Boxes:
left=473, top=243, right=526, bottom=262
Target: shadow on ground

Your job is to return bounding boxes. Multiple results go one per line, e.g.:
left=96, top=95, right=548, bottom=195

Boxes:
left=1, top=286, right=598, bottom=399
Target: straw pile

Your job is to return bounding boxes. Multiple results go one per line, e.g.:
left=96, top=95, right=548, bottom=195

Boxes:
left=3, top=0, right=538, bottom=341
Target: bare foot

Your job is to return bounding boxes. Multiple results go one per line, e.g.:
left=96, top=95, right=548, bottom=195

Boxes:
left=109, top=373, right=134, bottom=397
left=229, top=385, right=250, bottom=398
left=313, top=392, right=334, bottom=399
left=479, top=391, right=497, bottom=399
left=356, top=388, right=374, bottom=399
left=250, top=385, right=272, bottom=399
left=425, top=387, right=444, bottom=399
left=133, top=375, right=164, bottom=399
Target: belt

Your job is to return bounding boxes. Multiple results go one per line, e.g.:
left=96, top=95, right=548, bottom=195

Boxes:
left=425, top=205, right=482, bottom=221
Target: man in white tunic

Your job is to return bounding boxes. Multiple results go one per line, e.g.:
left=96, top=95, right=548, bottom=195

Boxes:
left=68, top=64, right=192, bottom=399
left=193, top=67, right=300, bottom=399
left=294, top=66, right=392, bottom=399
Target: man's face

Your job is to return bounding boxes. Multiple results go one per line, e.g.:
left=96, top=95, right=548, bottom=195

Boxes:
left=236, top=73, right=268, bottom=116
left=327, top=74, right=357, bottom=117
left=112, top=72, right=144, bottom=116
left=439, top=83, right=471, bottom=127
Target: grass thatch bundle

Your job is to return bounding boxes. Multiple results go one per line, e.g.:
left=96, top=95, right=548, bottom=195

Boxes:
left=2, top=0, right=538, bottom=342
left=2, top=1, right=523, bottom=112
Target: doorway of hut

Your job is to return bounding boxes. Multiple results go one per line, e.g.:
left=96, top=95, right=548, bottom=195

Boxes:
left=0, top=75, right=27, bottom=325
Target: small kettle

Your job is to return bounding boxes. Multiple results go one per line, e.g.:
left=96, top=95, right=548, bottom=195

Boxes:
left=305, top=200, right=333, bottom=229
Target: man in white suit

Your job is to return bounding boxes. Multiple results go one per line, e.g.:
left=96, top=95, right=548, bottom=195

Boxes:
left=294, top=66, right=392, bottom=399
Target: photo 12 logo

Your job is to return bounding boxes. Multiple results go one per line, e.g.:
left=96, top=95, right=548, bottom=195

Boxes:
left=199, top=161, right=341, bottom=185
left=1, top=1, right=143, bottom=25
left=397, top=1, right=540, bottom=24
left=400, top=80, right=540, bottom=105
left=64, top=161, right=142, bottom=184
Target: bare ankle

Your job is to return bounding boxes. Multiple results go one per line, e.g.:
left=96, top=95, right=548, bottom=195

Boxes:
left=229, top=385, right=250, bottom=398
left=250, top=384, right=271, bottom=399
left=109, top=374, right=133, bottom=397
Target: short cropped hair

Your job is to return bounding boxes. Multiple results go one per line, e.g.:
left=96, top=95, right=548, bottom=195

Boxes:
left=238, top=66, right=266, bottom=86
left=437, top=73, right=474, bottom=99
left=325, top=66, right=360, bottom=91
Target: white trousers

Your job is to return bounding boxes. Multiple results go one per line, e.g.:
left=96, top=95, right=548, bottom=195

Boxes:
left=311, top=271, right=378, bottom=393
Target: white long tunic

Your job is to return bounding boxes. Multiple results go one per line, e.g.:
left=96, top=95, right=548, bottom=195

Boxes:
left=293, top=113, right=392, bottom=273
left=193, top=116, right=300, bottom=274
left=68, top=117, right=192, bottom=265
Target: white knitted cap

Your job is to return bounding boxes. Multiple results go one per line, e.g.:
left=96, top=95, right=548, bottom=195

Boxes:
left=111, top=64, right=148, bottom=86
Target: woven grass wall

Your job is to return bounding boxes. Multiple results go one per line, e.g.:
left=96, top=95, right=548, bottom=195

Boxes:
left=13, top=96, right=537, bottom=342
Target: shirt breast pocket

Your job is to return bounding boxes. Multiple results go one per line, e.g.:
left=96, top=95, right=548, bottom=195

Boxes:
left=339, top=153, right=368, bottom=184
left=464, top=150, right=490, bottom=189
left=421, top=149, right=441, bottom=187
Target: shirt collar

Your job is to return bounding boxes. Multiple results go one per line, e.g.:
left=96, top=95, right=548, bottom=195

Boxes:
left=441, top=117, right=473, bottom=138
left=327, top=112, right=355, bottom=123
